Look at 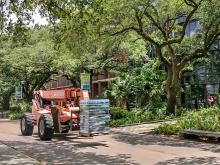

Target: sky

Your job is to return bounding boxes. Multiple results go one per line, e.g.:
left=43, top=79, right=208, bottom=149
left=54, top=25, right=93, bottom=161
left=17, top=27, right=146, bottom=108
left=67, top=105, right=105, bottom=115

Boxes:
left=28, top=11, right=49, bottom=26
left=2, top=0, right=49, bottom=26
left=9, top=10, right=49, bottom=26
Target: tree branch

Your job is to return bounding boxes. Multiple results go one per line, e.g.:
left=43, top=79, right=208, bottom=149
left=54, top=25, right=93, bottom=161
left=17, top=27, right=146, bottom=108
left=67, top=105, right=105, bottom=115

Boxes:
left=134, top=12, right=160, bottom=46
left=160, top=0, right=203, bottom=47
left=111, top=27, right=136, bottom=36
left=180, top=31, right=220, bottom=66
left=143, top=9, right=167, bottom=40
left=142, top=9, right=178, bottom=58
left=155, top=46, right=170, bottom=65
left=184, top=0, right=197, bottom=7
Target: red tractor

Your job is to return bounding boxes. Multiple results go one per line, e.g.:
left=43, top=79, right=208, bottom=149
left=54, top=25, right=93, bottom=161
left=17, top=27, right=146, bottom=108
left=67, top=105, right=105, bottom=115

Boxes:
left=20, top=88, right=89, bottom=140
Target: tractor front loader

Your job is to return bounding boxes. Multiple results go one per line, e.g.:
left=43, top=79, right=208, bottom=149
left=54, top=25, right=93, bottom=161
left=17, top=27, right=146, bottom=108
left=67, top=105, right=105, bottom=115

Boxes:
left=20, top=88, right=89, bottom=140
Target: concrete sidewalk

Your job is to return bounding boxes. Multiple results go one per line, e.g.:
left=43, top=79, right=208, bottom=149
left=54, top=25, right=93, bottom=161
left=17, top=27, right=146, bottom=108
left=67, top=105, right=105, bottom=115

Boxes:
left=0, top=142, right=40, bottom=165
left=111, top=120, right=176, bottom=134
left=0, top=119, right=10, bottom=121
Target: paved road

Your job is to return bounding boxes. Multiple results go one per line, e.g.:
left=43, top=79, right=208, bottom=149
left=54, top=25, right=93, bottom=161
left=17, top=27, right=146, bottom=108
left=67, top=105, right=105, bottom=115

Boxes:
left=1, top=120, right=220, bottom=165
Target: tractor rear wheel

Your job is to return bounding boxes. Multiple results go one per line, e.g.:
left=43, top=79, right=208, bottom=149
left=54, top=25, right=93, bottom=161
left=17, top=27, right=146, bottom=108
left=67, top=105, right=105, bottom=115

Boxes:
left=20, top=113, right=34, bottom=136
left=38, top=114, right=54, bottom=141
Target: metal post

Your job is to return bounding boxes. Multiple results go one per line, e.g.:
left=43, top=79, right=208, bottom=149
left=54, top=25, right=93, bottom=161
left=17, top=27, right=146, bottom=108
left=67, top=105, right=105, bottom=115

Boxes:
left=70, top=110, right=73, bottom=132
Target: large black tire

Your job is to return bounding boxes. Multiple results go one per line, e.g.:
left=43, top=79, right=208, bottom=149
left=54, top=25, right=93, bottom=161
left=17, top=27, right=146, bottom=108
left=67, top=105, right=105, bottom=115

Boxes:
left=20, top=113, right=34, bottom=136
left=38, top=114, right=54, bottom=141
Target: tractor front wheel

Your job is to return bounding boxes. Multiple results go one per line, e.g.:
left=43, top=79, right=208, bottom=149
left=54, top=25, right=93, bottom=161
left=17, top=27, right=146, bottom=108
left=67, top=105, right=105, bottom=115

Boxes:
left=38, top=114, right=54, bottom=141
left=20, top=113, right=34, bottom=136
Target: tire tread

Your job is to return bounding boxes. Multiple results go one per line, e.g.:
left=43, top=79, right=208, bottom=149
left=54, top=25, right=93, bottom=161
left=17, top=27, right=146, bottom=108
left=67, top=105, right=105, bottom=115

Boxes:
left=20, top=113, right=34, bottom=136
left=38, top=114, right=54, bottom=141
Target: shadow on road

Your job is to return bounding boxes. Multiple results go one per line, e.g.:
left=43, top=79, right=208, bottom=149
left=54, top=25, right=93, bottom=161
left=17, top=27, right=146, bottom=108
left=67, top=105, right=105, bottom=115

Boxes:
left=156, top=156, right=219, bottom=165
left=0, top=144, right=39, bottom=165
left=1, top=139, right=139, bottom=165
left=0, top=153, right=39, bottom=165
left=112, top=131, right=220, bottom=153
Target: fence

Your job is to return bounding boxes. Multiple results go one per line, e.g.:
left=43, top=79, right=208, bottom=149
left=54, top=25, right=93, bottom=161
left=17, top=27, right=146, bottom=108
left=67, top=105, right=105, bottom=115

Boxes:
left=0, top=111, right=9, bottom=119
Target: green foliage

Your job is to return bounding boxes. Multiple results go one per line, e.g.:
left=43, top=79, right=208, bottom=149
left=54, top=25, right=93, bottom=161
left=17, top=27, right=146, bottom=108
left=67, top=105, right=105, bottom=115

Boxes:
left=154, top=107, right=220, bottom=135
left=27, top=0, right=220, bottom=71
left=105, top=60, right=165, bottom=109
left=109, top=107, right=130, bottom=120
left=214, top=93, right=220, bottom=107
left=144, top=101, right=166, bottom=113
left=175, top=107, right=190, bottom=117
left=0, top=27, right=63, bottom=102
left=154, top=124, right=180, bottom=135
left=178, top=107, right=220, bottom=131
left=9, top=101, right=31, bottom=120
left=110, top=106, right=174, bottom=127
left=9, top=111, right=24, bottom=120
left=3, top=0, right=220, bottom=114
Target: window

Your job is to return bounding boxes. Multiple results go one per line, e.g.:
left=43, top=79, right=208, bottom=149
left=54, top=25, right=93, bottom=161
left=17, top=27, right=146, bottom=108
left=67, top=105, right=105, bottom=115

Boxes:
left=176, top=16, right=185, bottom=24
left=186, top=20, right=199, bottom=37
left=149, top=44, right=156, bottom=59
left=211, top=40, right=220, bottom=50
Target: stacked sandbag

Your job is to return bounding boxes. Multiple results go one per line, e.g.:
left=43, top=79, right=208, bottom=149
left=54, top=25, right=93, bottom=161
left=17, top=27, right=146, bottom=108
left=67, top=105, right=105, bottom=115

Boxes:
left=80, top=99, right=110, bottom=135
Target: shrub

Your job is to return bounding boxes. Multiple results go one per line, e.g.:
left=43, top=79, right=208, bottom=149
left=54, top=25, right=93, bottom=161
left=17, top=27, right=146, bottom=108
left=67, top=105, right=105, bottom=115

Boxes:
left=9, top=111, right=25, bottom=120
left=9, top=101, right=31, bottom=120
left=178, top=107, right=220, bottom=131
left=175, top=107, right=191, bottom=117
left=109, top=107, right=174, bottom=127
left=154, top=124, right=180, bottom=135
left=110, top=119, right=126, bottom=127
left=109, top=107, right=130, bottom=120
left=104, top=60, right=166, bottom=109
left=144, top=101, right=166, bottom=113
left=154, top=106, right=220, bottom=135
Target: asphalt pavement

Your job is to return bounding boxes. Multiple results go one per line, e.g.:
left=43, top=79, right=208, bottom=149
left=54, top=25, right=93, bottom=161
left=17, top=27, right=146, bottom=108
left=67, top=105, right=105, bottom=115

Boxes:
left=1, top=120, right=220, bottom=165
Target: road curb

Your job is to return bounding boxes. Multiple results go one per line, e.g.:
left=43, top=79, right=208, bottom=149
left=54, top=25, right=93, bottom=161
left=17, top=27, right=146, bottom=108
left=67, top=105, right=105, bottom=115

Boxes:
left=111, top=119, right=177, bottom=128
left=0, top=119, right=10, bottom=122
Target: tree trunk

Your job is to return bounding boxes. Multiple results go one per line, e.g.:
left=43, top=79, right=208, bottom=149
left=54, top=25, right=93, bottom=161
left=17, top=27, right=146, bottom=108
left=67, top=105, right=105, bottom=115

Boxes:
left=23, top=85, right=33, bottom=102
left=2, top=94, right=10, bottom=111
left=165, top=64, right=181, bottom=114
left=26, top=92, right=33, bottom=102
left=166, top=87, right=177, bottom=114
left=126, top=101, right=131, bottom=111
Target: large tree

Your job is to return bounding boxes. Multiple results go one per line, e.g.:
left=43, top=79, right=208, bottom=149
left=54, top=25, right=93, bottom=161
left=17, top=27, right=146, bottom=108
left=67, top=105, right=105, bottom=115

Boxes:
left=0, top=27, right=60, bottom=101
left=5, top=0, right=220, bottom=113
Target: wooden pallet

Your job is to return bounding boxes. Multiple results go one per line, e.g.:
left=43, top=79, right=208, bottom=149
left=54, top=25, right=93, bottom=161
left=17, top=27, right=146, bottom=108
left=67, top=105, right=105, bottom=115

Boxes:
left=181, top=129, right=220, bottom=141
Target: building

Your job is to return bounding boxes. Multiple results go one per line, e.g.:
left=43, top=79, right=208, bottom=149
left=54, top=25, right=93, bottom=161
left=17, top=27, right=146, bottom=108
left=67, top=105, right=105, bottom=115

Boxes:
left=92, top=72, right=119, bottom=98
left=182, top=38, right=220, bottom=107
left=44, top=73, right=119, bottom=98
left=45, top=52, right=127, bottom=98
left=179, top=18, right=220, bottom=107
left=44, top=76, right=73, bottom=89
